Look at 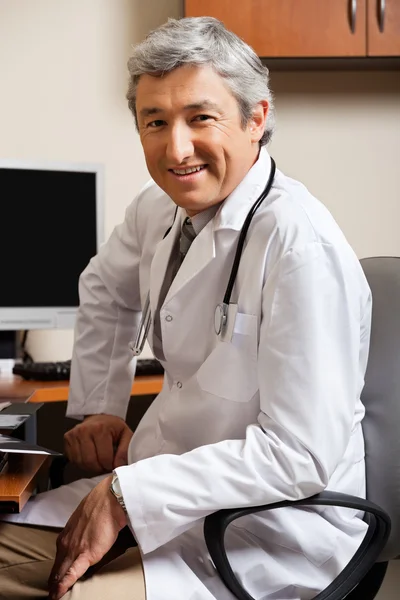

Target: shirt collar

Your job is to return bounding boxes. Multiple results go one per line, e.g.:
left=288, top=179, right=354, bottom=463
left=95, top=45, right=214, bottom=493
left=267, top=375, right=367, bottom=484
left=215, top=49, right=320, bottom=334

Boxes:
left=178, top=146, right=273, bottom=235
left=214, top=147, right=273, bottom=232
left=184, top=202, right=222, bottom=236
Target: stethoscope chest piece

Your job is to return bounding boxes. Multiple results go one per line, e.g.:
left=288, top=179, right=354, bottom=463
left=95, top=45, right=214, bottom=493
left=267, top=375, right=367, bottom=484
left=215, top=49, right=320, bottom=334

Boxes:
left=214, top=303, right=228, bottom=336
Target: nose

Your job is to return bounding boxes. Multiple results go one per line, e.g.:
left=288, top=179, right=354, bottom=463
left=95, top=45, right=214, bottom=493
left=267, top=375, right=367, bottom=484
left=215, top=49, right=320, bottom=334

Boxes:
left=165, top=123, right=194, bottom=165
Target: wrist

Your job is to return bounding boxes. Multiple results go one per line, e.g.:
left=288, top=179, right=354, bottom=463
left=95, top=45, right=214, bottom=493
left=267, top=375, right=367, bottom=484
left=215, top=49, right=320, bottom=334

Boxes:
left=109, top=472, right=128, bottom=528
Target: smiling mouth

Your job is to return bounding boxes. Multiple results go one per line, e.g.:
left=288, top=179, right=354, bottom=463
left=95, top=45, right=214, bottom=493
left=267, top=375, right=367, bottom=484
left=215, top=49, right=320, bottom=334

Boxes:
left=169, top=165, right=207, bottom=176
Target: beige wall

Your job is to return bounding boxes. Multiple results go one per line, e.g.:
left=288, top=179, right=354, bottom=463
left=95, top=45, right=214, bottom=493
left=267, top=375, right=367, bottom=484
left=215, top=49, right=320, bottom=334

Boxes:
left=0, top=0, right=399, bottom=595
left=1, top=0, right=399, bottom=362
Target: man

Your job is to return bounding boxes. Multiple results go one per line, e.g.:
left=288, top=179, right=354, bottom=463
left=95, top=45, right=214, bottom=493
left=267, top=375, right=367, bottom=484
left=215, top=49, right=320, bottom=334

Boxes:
left=0, top=16, right=371, bottom=600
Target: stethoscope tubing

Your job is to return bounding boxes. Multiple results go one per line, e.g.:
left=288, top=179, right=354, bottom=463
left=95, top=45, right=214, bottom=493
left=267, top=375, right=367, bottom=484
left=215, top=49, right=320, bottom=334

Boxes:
left=131, top=158, right=276, bottom=352
left=222, top=158, right=276, bottom=307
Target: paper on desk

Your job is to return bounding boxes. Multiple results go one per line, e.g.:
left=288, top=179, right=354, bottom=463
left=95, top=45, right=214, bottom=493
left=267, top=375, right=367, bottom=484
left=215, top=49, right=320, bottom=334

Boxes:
left=0, top=435, right=61, bottom=455
left=0, top=402, right=11, bottom=412
left=0, top=414, right=30, bottom=430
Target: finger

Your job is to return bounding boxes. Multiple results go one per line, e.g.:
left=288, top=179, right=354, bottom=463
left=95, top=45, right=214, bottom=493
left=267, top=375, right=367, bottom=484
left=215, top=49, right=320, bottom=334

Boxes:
left=76, top=434, right=104, bottom=473
left=113, top=428, right=133, bottom=468
left=48, top=531, right=79, bottom=595
left=48, top=553, right=65, bottom=590
left=48, top=536, right=69, bottom=592
left=50, top=553, right=91, bottom=600
left=92, top=430, right=114, bottom=473
left=64, top=433, right=80, bottom=467
left=65, top=433, right=87, bottom=471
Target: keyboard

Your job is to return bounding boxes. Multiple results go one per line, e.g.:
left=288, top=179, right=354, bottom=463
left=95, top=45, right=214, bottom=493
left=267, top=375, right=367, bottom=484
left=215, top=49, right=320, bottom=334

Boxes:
left=135, top=358, right=164, bottom=376
left=13, top=358, right=164, bottom=381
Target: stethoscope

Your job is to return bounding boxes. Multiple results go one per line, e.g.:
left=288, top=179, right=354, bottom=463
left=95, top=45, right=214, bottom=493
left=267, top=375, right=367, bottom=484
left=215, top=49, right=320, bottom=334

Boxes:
left=131, top=158, right=276, bottom=356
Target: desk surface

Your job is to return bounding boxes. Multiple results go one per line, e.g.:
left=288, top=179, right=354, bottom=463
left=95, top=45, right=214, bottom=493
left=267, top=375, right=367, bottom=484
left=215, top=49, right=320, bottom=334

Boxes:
left=0, top=373, right=164, bottom=403
left=0, top=373, right=163, bottom=510
left=0, top=453, right=48, bottom=512
left=0, top=373, right=163, bottom=511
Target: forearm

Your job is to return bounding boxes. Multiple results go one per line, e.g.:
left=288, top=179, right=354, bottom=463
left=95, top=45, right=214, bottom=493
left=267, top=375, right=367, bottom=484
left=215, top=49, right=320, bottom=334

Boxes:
left=67, top=304, right=138, bottom=420
left=67, top=261, right=141, bottom=421
left=66, top=192, right=145, bottom=420
left=116, top=422, right=329, bottom=554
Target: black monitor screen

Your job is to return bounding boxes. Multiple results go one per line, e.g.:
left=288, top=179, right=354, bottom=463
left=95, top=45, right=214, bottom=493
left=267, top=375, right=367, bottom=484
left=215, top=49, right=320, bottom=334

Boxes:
left=0, top=168, right=98, bottom=307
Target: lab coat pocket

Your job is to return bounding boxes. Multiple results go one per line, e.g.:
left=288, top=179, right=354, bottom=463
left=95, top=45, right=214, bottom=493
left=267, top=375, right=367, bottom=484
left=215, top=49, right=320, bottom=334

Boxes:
left=197, top=313, right=258, bottom=403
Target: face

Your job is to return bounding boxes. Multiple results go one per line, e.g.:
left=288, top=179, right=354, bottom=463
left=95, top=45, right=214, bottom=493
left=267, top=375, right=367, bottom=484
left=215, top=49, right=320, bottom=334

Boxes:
left=136, top=65, right=268, bottom=216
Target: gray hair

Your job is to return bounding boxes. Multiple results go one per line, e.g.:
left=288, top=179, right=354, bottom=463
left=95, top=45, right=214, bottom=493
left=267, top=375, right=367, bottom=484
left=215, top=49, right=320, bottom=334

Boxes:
left=126, top=17, right=275, bottom=145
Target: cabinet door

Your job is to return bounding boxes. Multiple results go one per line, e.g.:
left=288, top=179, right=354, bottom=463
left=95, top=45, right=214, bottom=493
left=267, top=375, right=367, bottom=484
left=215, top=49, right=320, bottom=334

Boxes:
left=185, top=0, right=367, bottom=57
left=368, top=0, right=400, bottom=56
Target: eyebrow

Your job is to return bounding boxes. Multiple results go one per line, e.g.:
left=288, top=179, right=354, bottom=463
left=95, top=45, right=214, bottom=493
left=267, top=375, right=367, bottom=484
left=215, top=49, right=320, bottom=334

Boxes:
left=139, top=100, right=222, bottom=119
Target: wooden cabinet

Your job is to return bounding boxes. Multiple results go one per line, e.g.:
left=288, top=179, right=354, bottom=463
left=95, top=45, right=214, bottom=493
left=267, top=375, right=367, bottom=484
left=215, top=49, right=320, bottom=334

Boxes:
left=368, top=0, right=400, bottom=56
left=185, top=0, right=367, bottom=57
left=185, top=0, right=400, bottom=59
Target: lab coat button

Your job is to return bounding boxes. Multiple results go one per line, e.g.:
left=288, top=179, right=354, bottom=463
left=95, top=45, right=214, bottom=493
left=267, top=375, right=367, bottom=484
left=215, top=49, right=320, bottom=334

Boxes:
left=177, top=381, right=183, bottom=389
left=165, top=315, right=173, bottom=322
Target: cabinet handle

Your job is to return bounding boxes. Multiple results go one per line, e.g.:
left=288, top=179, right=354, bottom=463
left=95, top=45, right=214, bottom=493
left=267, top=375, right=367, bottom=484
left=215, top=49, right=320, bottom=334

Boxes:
left=378, top=0, right=386, bottom=33
left=349, top=0, right=357, bottom=33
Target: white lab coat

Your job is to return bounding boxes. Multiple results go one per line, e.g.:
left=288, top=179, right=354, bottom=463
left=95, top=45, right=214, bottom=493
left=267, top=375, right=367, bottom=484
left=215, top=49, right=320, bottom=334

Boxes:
left=4, top=149, right=372, bottom=600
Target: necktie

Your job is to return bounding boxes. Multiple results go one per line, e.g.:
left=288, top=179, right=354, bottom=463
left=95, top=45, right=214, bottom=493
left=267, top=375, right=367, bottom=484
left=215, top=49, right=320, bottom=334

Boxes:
left=179, top=217, right=196, bottom=265
left=153, top=217, right=197, bottom=360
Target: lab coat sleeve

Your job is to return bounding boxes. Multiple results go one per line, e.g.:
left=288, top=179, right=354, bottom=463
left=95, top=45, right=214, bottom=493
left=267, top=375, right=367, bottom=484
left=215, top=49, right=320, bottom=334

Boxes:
left=66, top=193, right=144, bottom=421
left=116, top=242, right=368, bottom=554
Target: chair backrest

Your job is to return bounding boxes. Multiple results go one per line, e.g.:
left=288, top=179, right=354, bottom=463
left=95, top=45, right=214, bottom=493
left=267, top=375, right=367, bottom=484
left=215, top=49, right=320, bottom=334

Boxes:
left=360, top=256, right=400, bottom=562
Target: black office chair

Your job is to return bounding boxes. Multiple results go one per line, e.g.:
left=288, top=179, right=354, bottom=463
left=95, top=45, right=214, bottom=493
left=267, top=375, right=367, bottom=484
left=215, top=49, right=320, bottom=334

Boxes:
left=204, top=256, right=399, bottom=600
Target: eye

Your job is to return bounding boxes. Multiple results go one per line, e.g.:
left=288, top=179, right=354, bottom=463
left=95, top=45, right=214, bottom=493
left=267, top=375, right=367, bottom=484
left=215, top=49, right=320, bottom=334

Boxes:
left=147, top=120, right=165, bottom=128
left=192, top=114, right=213, bottom=122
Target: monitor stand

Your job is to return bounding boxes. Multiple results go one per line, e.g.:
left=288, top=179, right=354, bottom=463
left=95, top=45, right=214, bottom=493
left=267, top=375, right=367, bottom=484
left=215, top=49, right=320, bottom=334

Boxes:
left=0, top=331, right=19, bottom=373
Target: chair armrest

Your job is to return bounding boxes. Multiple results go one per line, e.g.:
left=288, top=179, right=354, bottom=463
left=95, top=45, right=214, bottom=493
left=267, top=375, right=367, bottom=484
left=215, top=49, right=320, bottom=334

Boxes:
left=203, top=491, right=391, bottom=600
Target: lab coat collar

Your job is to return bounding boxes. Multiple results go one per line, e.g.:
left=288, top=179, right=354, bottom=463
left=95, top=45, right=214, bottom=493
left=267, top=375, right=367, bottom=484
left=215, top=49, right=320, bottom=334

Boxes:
left=149, top=200, right=216, bottom=313
left=163, top=214, right=215, bottom=304
left=214, top=146, right=272, bottom=232
left=149, top=147, right=272, bottom=310
left=165, top=148, right=273, bottom=302
left=149, top=205, right=183, bottom=322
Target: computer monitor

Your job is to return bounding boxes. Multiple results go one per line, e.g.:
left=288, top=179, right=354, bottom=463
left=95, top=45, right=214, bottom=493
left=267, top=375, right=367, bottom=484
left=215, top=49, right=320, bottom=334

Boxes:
left=0, top=159, right=104, bottom=357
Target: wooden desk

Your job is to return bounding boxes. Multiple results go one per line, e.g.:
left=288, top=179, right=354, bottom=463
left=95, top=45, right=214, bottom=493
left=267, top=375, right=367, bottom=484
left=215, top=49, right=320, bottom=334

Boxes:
left=0, top=373, right=163, bottom=511
left=0, top=453, right=49, bottom=512
left=0, top=374, right=164, bottom=403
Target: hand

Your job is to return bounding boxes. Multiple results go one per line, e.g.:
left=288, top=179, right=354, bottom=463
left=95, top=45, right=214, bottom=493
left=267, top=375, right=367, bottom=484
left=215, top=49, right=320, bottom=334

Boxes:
left=64, top=414, right=133, bottom=474
left=48, top=474, right=127, bottom=599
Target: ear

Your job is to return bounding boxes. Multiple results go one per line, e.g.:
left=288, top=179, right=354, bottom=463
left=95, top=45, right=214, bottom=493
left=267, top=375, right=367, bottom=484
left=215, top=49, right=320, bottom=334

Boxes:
left=249, top=100, right=269, bottom=143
